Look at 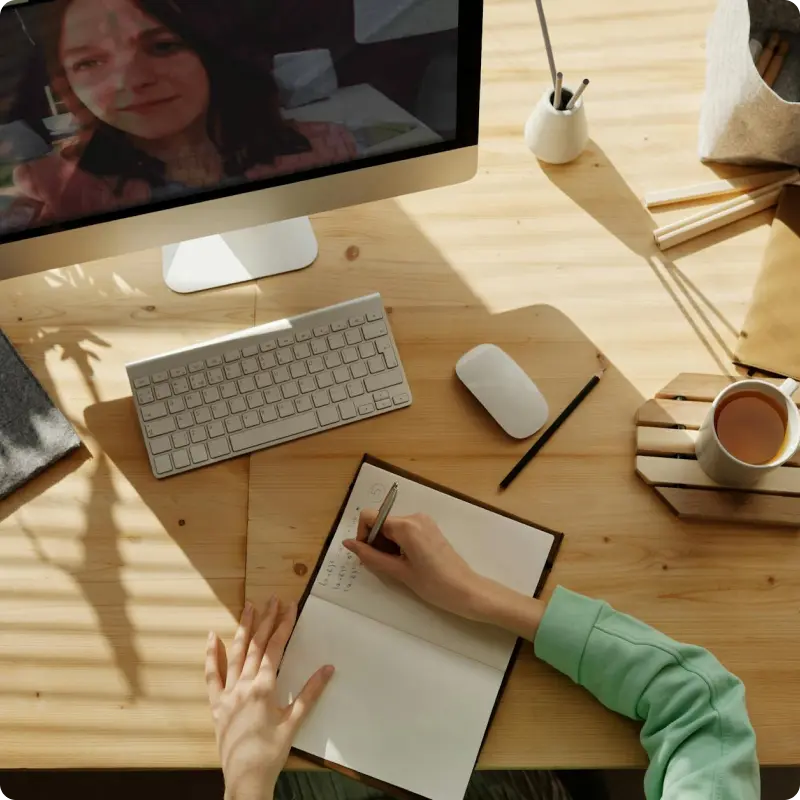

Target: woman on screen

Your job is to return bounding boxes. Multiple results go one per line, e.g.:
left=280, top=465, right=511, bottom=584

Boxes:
left=4, top=0, right=357, bottom=229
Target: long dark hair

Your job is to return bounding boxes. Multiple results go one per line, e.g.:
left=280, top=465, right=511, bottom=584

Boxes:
left=33, top=0, right=310, bottom=190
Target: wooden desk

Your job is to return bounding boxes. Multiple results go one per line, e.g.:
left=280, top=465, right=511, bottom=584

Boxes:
left=2, top=0, right=799, bottom=771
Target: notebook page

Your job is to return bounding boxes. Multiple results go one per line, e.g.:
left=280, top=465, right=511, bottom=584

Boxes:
left=311, top=462, right=555, bottom=671
left=278, top=595, right=503, bottom=800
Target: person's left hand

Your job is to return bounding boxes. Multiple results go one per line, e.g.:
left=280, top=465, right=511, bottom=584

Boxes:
left=206, top=598, right=334, bottom=800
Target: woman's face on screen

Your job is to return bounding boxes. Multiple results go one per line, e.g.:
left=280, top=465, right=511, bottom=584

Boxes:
left=59, top=0, right=211, bottom=141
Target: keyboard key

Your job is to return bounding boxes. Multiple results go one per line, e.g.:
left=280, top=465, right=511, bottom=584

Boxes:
left=154, top=383, right=172, bottom=400
left=141, top=401, right=168, bottom=421
left=190, top=426, right=207, bottom=443
left=341, top=347, right=358, bottom=364
left=318, top=406, right=339, bottom=426
left=290, top=362, right=307, bottom=379
left=133, top=376, right=151, bottom=389
left=150, top=435, right=172, bottom=455
left=242, top=358, right=258, bottom=375
left=277, top=348, right=294, bottom=365
left=238, top=376, right=256, bottom=394
left=347, top=381, right=364, bottom=398
left=137, top=388, right=155, bottom=405
left=211, top=401, right=229, bottom=419
left=394, top=393, right=410, bottom=405
left=209, top=438, right=231, bottom=459
left=366, top=310, right=383, bottom=322
left=307, top=357, right=324, bottom=374
left=206, top=356, right=223, bottom=368
left=294, top=343, right=311, bottom=359
left=376, top=336, right=392, bottom=354
left=328, top=333, right=345, bottom=349
left=152, top=370, right=169, bottom=383
left=176, top=412, right=194, bottom=429
left=172, top=431, right=190, bottom=448
left=278, top=334, right=294, bottom=347
left=358, top=402, right=375, bottom=416
left=324, top=352, right=341, bottom=369
left=203, top=387, right=220, bottom=404
left=230, top=412, right=318, bottom=452
left=317, top=372, right=334, bottom=389
left=376, top=398, right=392, bottom=410
left=243, top=411, right=260, bottom=428
left=260, top=405, right=278, bottom=423
left=277, top=401, right=295, bottom=418
left=367, top=356, right=385, bottom=374
left=349, top=315, right=366, bottom=327
left=195, top=407, right=212, bottom=424
left=339, top=400, right=357, bottom=420
left=384, top=349, right=398, bottom=369
left=374, top=390, right=390, bottom=402
left=170, top=367, right=187, bottom=378
left=226, top=416, right=243, bottom=433
left=351, top=362, right=368, bottom=379
left=260, top=340, right=277, bottom=352
left=296, top=330, right=312, bottom=342
left=225, top=363, right=242, bottom=380
left=272, top=367, right=291, bottom=384
left=221, top=382, right=238, bottom=399
left=247, top=391, right=264, bottom=409
left=189, top=361, right=205, bottom=373
left=242, top=345, right=259, bottom=358
left=172, top=377, right=190, bottom=394
left=365, top=370, right=404, bottom=393
left=333, top=367, right=349, bottom=384
left=330, top=386, right=347, bottom=403
left=264, top=387, right=282, bottom=404
left=145, top=416, right=176, bottom=437
left=331, top=320, right=347, bottom=332
left=313, top=325, right=330, bottom=337
left=255, top=372, right=273, bottom=389
left=358, top=341, right=376, bottom=359
left=208, top=421, right=225, bottom=438
left=299, top=376, right=316, bottom=393
left=185, top=392, right=202, bottom=409
left=190, top=373, right=207, bottom=389
left=362, top=321, right=388, bottom=340
left=154, top=454, right=173, bottom=475
left=224, top=349, right=240, bottom=363
left=229, top=397, right=247, bottom=414
left=259, top=353, right=277, bottom=370
left=208, top=368, right=224, bottom=385
left=312, top=390, right=330, bottom=408
left=345, top=329, right=362, bottom=346
left=190, top=444, right=209, bottom=464
left=311, top=338, right=328, bottom=355
left=296, top=396, right=313, bottom=413
left=167, top=397, right=185, bottom=414
left=282, top=381, right=299, bottom=399
left=173, top=449, right=191, bottom=469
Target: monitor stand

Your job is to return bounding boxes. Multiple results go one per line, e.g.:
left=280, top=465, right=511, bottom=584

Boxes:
left=162, top=216, right=318, bottom=294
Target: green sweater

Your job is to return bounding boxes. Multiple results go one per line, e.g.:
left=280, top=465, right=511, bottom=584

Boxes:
left=534, top=587, right=760, bottom=800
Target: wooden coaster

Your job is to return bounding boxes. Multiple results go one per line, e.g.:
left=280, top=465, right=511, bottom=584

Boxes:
left=635, top=373, right=800, bottom=527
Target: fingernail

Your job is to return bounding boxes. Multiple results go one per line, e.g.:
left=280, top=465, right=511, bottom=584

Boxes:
left=343, top=539, right=354, bottom=549
left=268, top=594, right=277, bottom=610
left=207, top=631, right=214, bottom=644
left=323, top=665, right=335, bottom=678
left=244, top=601, right=253, bottom=617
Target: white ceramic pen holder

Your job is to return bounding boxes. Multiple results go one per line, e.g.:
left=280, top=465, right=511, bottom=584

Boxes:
left=524, top=86, right=589, bottom=164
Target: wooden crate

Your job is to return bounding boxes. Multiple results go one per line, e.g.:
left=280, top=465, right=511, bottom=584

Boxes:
left=635, top=373, right=800, bottom=527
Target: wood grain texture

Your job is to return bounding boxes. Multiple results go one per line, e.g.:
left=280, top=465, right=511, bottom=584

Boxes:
left=636, top=398, right=711, bottom=429
left=3, top=0, right=800, bottom=774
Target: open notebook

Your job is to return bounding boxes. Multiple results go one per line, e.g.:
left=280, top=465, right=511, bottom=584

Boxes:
left=276, top=457, right=562, bottom=800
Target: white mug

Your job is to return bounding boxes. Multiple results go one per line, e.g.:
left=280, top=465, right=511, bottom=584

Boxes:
left=696, top=378, right=800, bottom=487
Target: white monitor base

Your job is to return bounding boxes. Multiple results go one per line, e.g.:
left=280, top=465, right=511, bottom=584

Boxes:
left=162, top=216, right=319, bottom=294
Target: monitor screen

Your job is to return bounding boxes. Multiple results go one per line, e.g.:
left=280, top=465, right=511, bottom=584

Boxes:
left=0, top=0, right=468, bottom=242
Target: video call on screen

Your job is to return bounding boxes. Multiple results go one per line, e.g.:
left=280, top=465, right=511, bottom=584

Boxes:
left=0, top=0, right=459, bottom=237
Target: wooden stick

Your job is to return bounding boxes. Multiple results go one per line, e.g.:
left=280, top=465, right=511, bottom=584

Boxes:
left=765, top=39, right=790, bottom=88
left=553, top=72, right=563, bottom=109
left=565, top=78, right=589, bottom=110
left=644, top=169, right=796, bottom=209
left=653, top=172, right=799, bottom=238
left=654, top=185, right=785, bottom=250
left=757, top=31, right=780, bottom=76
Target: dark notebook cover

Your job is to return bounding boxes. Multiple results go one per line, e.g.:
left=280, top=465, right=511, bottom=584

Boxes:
left=0, top=330, right=81, bottom=500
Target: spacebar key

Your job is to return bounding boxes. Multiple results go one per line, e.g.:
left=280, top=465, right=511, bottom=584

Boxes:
left=230, top=412, right=318, bottom=452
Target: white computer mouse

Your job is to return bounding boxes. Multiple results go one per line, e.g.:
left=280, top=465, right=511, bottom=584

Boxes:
left=455, top=344, right=549, bottom=439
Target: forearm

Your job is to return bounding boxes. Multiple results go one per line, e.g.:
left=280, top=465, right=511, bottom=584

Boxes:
left=469, top=577, right=547, bottom=640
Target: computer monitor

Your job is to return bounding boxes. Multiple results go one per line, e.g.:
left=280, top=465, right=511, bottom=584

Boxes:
left=0, top=0, right=482, bottom=292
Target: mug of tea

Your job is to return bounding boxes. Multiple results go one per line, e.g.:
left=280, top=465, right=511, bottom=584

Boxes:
left=696, top=378, right=800, bottom=487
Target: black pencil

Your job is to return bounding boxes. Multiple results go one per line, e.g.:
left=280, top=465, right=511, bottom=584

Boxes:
left=499, top=360, right=607, bottom=491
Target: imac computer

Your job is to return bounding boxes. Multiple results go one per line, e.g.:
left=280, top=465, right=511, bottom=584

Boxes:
left=0, top=0, right=483, bottom=477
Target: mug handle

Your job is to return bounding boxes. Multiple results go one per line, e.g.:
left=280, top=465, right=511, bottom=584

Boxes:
left=779, top=378, right=800, bottom=397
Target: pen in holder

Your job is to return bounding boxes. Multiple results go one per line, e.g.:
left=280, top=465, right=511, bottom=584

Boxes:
left=524, top=85, right=589, bottom=165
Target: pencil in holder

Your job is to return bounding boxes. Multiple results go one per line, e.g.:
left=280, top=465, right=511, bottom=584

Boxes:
left=524, top=87, right=589, bottom=165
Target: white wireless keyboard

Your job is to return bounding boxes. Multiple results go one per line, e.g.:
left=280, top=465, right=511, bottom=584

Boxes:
left=126, top=294, right=412, bottom=478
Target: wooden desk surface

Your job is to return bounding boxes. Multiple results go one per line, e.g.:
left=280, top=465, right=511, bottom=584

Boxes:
left=2, top=0, right=799, bottom=771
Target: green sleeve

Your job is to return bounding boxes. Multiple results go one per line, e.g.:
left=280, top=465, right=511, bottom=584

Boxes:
left=533, top=587, right=759, bottom=800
